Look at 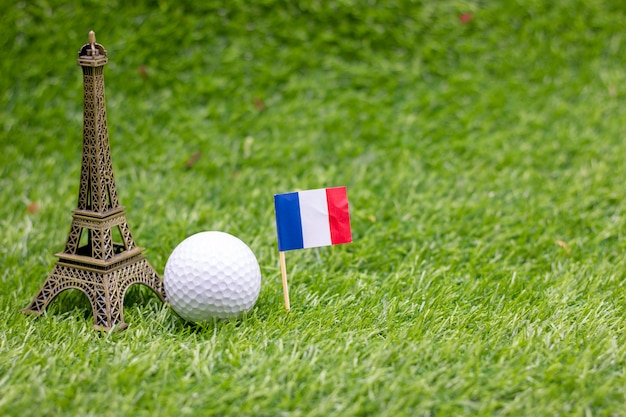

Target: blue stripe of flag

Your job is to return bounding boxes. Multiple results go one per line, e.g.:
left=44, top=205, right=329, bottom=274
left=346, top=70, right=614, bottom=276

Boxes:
left=274, top=192, right=304, bottom=251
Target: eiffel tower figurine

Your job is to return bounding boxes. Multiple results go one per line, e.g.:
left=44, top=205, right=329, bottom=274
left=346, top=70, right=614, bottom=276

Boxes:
left=22, top=31, right=165, bottom=331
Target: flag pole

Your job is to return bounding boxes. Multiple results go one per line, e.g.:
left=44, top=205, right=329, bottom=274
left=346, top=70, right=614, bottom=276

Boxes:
left=279, top=251, right=290, bottom=312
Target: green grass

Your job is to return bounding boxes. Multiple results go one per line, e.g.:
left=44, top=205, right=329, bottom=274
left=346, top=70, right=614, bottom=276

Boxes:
left=2, top=0, right=626, bottom=415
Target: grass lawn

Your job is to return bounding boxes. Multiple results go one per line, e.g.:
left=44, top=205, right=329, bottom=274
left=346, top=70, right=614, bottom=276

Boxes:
left=2, top=1, right=626, bottom=415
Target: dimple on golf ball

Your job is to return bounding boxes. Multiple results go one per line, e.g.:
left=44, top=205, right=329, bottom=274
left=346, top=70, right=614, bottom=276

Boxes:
left=164, top=231, right=261, bottom=321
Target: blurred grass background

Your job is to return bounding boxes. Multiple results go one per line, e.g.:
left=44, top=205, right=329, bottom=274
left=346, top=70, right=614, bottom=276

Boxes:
left=1, top=1, right=626, bottom=415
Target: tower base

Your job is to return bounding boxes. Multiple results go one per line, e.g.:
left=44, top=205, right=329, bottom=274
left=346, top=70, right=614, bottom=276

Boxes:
left=21, top=251, right=165, bottom=331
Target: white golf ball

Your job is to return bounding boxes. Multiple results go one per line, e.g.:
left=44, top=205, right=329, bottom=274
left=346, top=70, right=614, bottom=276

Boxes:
left=164, top=231, right=261, bottom=321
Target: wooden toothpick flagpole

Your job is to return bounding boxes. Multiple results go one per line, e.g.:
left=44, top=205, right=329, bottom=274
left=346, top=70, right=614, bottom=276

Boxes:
left=279, top=251, right=290, bottom=311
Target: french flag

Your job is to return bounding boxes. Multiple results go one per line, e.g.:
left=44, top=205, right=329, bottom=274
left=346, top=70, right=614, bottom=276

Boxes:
left=274, top=186, right=352, bottom=252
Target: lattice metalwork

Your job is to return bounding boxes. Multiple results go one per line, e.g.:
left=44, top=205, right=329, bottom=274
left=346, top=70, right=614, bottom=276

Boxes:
left=22, top=31, right=165, bottom=331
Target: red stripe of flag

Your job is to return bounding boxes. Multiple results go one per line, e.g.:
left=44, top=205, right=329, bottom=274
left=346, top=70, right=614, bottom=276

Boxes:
left=326, top=186, right=352, bottom=245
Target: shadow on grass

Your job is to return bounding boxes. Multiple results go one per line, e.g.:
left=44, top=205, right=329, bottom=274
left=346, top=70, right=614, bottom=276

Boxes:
left=45, top=288, right=93, bottom=320
left=46, top=284, right=269, bottom=334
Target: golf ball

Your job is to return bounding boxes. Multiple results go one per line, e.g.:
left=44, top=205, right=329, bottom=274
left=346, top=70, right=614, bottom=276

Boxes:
left=164, top=231, right=261, bottom=321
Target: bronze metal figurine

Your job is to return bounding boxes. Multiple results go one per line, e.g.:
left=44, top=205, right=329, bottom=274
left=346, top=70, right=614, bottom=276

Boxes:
left=22, top=31, right=165, bottom=331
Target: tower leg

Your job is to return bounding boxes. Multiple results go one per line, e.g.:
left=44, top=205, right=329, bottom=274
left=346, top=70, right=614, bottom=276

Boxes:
left=21, top=275, right=56, bottom=316
left=118, top=258, right=166, bottom=303
left=21, top=264, right=77, bottom=316
left=93, top=275, right=127, bottom=331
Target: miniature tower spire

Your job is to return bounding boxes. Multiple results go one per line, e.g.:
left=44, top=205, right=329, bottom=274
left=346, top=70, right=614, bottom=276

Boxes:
left=22, top=32, right=165, bottom=331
